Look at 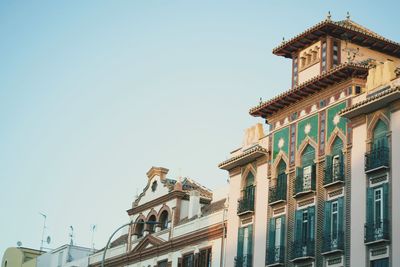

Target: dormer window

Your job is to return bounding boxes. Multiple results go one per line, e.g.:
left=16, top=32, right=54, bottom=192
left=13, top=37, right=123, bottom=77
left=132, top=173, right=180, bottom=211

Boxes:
left=151, top=181, right=158, bottom=192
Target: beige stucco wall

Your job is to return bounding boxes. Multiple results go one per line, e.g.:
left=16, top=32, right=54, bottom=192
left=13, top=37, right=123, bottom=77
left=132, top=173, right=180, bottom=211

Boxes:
left=225, top=170, right=241, bottom=267
left=253, top=160, right=268, bottom=267
left=350, top=122, right=367, bottom=267
left=298, top=63, right=320, bottom=84
left=391, top=109, right=400, bottom=267
left=1, top=248, right=40, bottom=267
left=342, top=41, right=400, bottom=67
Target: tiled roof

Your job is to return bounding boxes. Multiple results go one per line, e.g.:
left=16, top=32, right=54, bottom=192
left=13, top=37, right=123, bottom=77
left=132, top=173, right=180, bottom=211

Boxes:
left=339, top=86, right=400, bottom=118
left=218, top=145, right=268, bottom=170
left=273, top=18, right=400, bottom=58
left=249, top=63, right=369, bottom=118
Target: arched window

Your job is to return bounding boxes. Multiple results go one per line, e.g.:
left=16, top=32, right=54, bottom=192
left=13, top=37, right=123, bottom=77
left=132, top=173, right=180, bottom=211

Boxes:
left=295, top=145, right=316, bottom=194
left=238, top=171, right=256, bottom=214
left=134, top=219, right=145, bottom=238
left=159, top=210, right=169, bottom=230
left=147, top=215, right=157, bottom=233
left=365, top=119, right=390, bottom=172
left=324, top=137, right=344, bottom=185
left=245, top=172, right=254, bottom=188
left=269, top=160, right=287, bottom=203
left=372, top=120, right=388, bottom=148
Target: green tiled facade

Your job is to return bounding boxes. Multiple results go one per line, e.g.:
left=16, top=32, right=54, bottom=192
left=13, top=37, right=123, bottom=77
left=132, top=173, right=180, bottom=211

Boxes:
left=297, top=114, right=319, bottom=148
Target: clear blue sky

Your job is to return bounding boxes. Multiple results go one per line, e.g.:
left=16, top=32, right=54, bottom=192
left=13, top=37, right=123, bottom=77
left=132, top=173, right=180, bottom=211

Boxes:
left=1, top=0, right=399, bottom=258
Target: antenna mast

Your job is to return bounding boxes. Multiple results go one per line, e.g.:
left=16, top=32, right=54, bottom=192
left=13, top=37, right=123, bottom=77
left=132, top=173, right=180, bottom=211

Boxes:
left=90, top=225, right=96, bottom=251
left=39, top=213, right=47, bottom=251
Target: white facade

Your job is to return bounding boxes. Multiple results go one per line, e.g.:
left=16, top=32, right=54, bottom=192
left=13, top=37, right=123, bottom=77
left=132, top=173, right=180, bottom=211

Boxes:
left=36, top=244, right=93, bottom=267
left=89, top=167, right=227, bottom=267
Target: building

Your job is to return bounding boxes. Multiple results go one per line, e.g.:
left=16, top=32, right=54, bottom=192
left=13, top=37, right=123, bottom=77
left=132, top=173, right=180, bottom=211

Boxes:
left=89, top=167, right=227, bottom=267
left=219, top=14, right=400, bottom=267
left=36, top=244, right=94, bottom=267
left=1, top=247, right=43, bottom=267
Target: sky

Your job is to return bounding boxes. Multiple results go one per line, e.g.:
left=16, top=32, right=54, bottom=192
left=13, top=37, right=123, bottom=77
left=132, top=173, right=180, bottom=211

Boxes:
left=1, top=0, right=399, bottom=259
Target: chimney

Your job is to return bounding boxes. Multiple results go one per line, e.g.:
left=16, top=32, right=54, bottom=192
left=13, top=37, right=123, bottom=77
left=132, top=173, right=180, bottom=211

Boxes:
left=188, top=191, right=201, bottom=219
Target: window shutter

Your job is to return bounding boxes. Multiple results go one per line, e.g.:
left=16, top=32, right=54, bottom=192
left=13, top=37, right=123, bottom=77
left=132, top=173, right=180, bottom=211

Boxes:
left=295, top=210, right=302, bottom=242
left=338, top=197, right=344, bottom=232
left=366, top=187, right=374, bottom=224
left=177, top=258, right=182, bottom=267
left=383, top=183, right=389, bottom=221
left=167, top=262, right=172, bottom=267
left=248, top=224, right=253, bottom=256
left=280, top=216, right=286, bottom=247
left=325, top=154, right=333, bottom=183
left=323, top=201, right=332, bottom=238
left=311, top=164, right=316, bottom=190
left=308, top=206, right=315, bottom=240
left=194, top=253, right=199, bottom=267
left=268, top=218, right=276, bottom=249
left=295, top=167, right=303, bottom=194
left=339, top=151, right=344, bottom=179
left=237, top=227, right=244, bottom=259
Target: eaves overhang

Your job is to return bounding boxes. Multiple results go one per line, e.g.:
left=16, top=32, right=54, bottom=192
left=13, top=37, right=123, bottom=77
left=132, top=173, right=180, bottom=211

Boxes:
left=273, top=19, right=400, bottom=59
left=218, top=145, right=268, bottom=171
left=339, top=86, right=400, bottom=119
left=249, top=63, right=369, bottom=119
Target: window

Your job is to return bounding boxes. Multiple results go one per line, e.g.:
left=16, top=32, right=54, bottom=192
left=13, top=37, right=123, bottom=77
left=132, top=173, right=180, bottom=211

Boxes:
left=157, top=260, right=168, bottom=267
left=147, top=215, right=157, bottom=233
left=182, top=254, right=194, bottom=267
left=159, top=210, right=169, bottom=230
left=303, top=166, right=312, bottom=191
left=151, top=181, right=158, bottom=192
left=371, top=258, right=389, bottom=267
left=293, top=207, right=315, bottom=258
left=366, top=184, right=389, bottom=242
left=332, top=155, right=340, bottom=180
left=199, top=248, right=212, bottom=267
left=236, top=225, right=253, bottom=266
left=135, top=219, right=145, bottom=238
left=293, top=57, right=298, bottom=87
left=323, top=198, right=344, bottom=252
left=333, top=41, right=339, bottom=67
left=374, top=187, right=383, bottom=223
left=267, top=216, right=285, bottom=264
left=321, top=41, right=327, bottom=72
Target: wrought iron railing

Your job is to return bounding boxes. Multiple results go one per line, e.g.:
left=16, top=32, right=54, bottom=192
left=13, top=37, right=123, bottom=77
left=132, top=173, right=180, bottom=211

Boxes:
left=266, top=245, right=285, bottom=265
left=324, top=162, right=344, bottom=185
left=322, top=231, right=344, bottom=253
left=269, top=182, right=286, bottom=204
left=294, top=175, right=315, bottom=196
left=291, top=239, right=315, bottom=260
left=234, top=254, right=253, bottom=267
left=237, top=186, right=255, bottom=214
left=364, top=219, right=390, bottom=243
left=365, top=147, right=389, bottom=172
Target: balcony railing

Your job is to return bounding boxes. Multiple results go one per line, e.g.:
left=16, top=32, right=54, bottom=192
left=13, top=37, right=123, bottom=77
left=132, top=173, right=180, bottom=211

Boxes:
left=237, top=186, right=255, bottom=215
left=235, top=254, right=253, bottom=267
left=291, top=239, right=315, bottom=260
left=365, top=147, right=389, bottom=172
left=269, top=174, right=287, bottom=204
left=322, top=231, right=344, bottom=254
left=364, top=219, right=390, bottom=244
left=266, top=245, right=285, bottom=265
left=294, top=175, right=315, bottom=197
left=324, top=162, right=344, bottom=186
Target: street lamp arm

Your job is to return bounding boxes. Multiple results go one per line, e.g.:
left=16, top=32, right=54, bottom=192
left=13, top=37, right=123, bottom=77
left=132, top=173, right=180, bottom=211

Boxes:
left=101, top=221, right=133, bottom=267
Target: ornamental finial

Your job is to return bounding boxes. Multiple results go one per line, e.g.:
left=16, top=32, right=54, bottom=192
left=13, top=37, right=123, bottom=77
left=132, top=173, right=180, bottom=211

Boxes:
left=327, top=11, right=332, bottom=20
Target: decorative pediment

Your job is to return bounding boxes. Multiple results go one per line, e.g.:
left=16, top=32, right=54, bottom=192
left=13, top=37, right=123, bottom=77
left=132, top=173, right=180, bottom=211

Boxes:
left=131, top=235, right=164, bottom=254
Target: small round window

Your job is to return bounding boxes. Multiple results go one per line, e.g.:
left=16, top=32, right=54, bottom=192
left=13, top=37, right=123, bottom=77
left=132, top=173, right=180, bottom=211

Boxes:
left=151, top=181, right=158, bottom=192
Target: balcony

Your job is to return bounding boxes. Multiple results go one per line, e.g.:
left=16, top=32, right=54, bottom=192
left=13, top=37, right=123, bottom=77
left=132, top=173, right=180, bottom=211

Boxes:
left=291, top=239, right=315, bottom=262
left=294, top=175, right=315, bottom=198
left=237, top=186, right=255, bottom=215
left=269, top=184, right=287, bottom=206
left=322, top=231, right=344, bottom=255
left=324, top=162, right=344, bottom=187
left=235, top=254, right=252, bottom=267
left=364, top=219, right=390, bottom=244
left=266, top=246, right=285, bottom=266
left=365, top=147, right=389, bottom=173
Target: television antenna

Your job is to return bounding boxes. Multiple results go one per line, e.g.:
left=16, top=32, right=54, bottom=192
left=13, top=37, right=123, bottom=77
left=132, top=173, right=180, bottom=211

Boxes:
left=17, top=241, right=22, bottom=247
left=90, top=224, right=97, bottom=251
